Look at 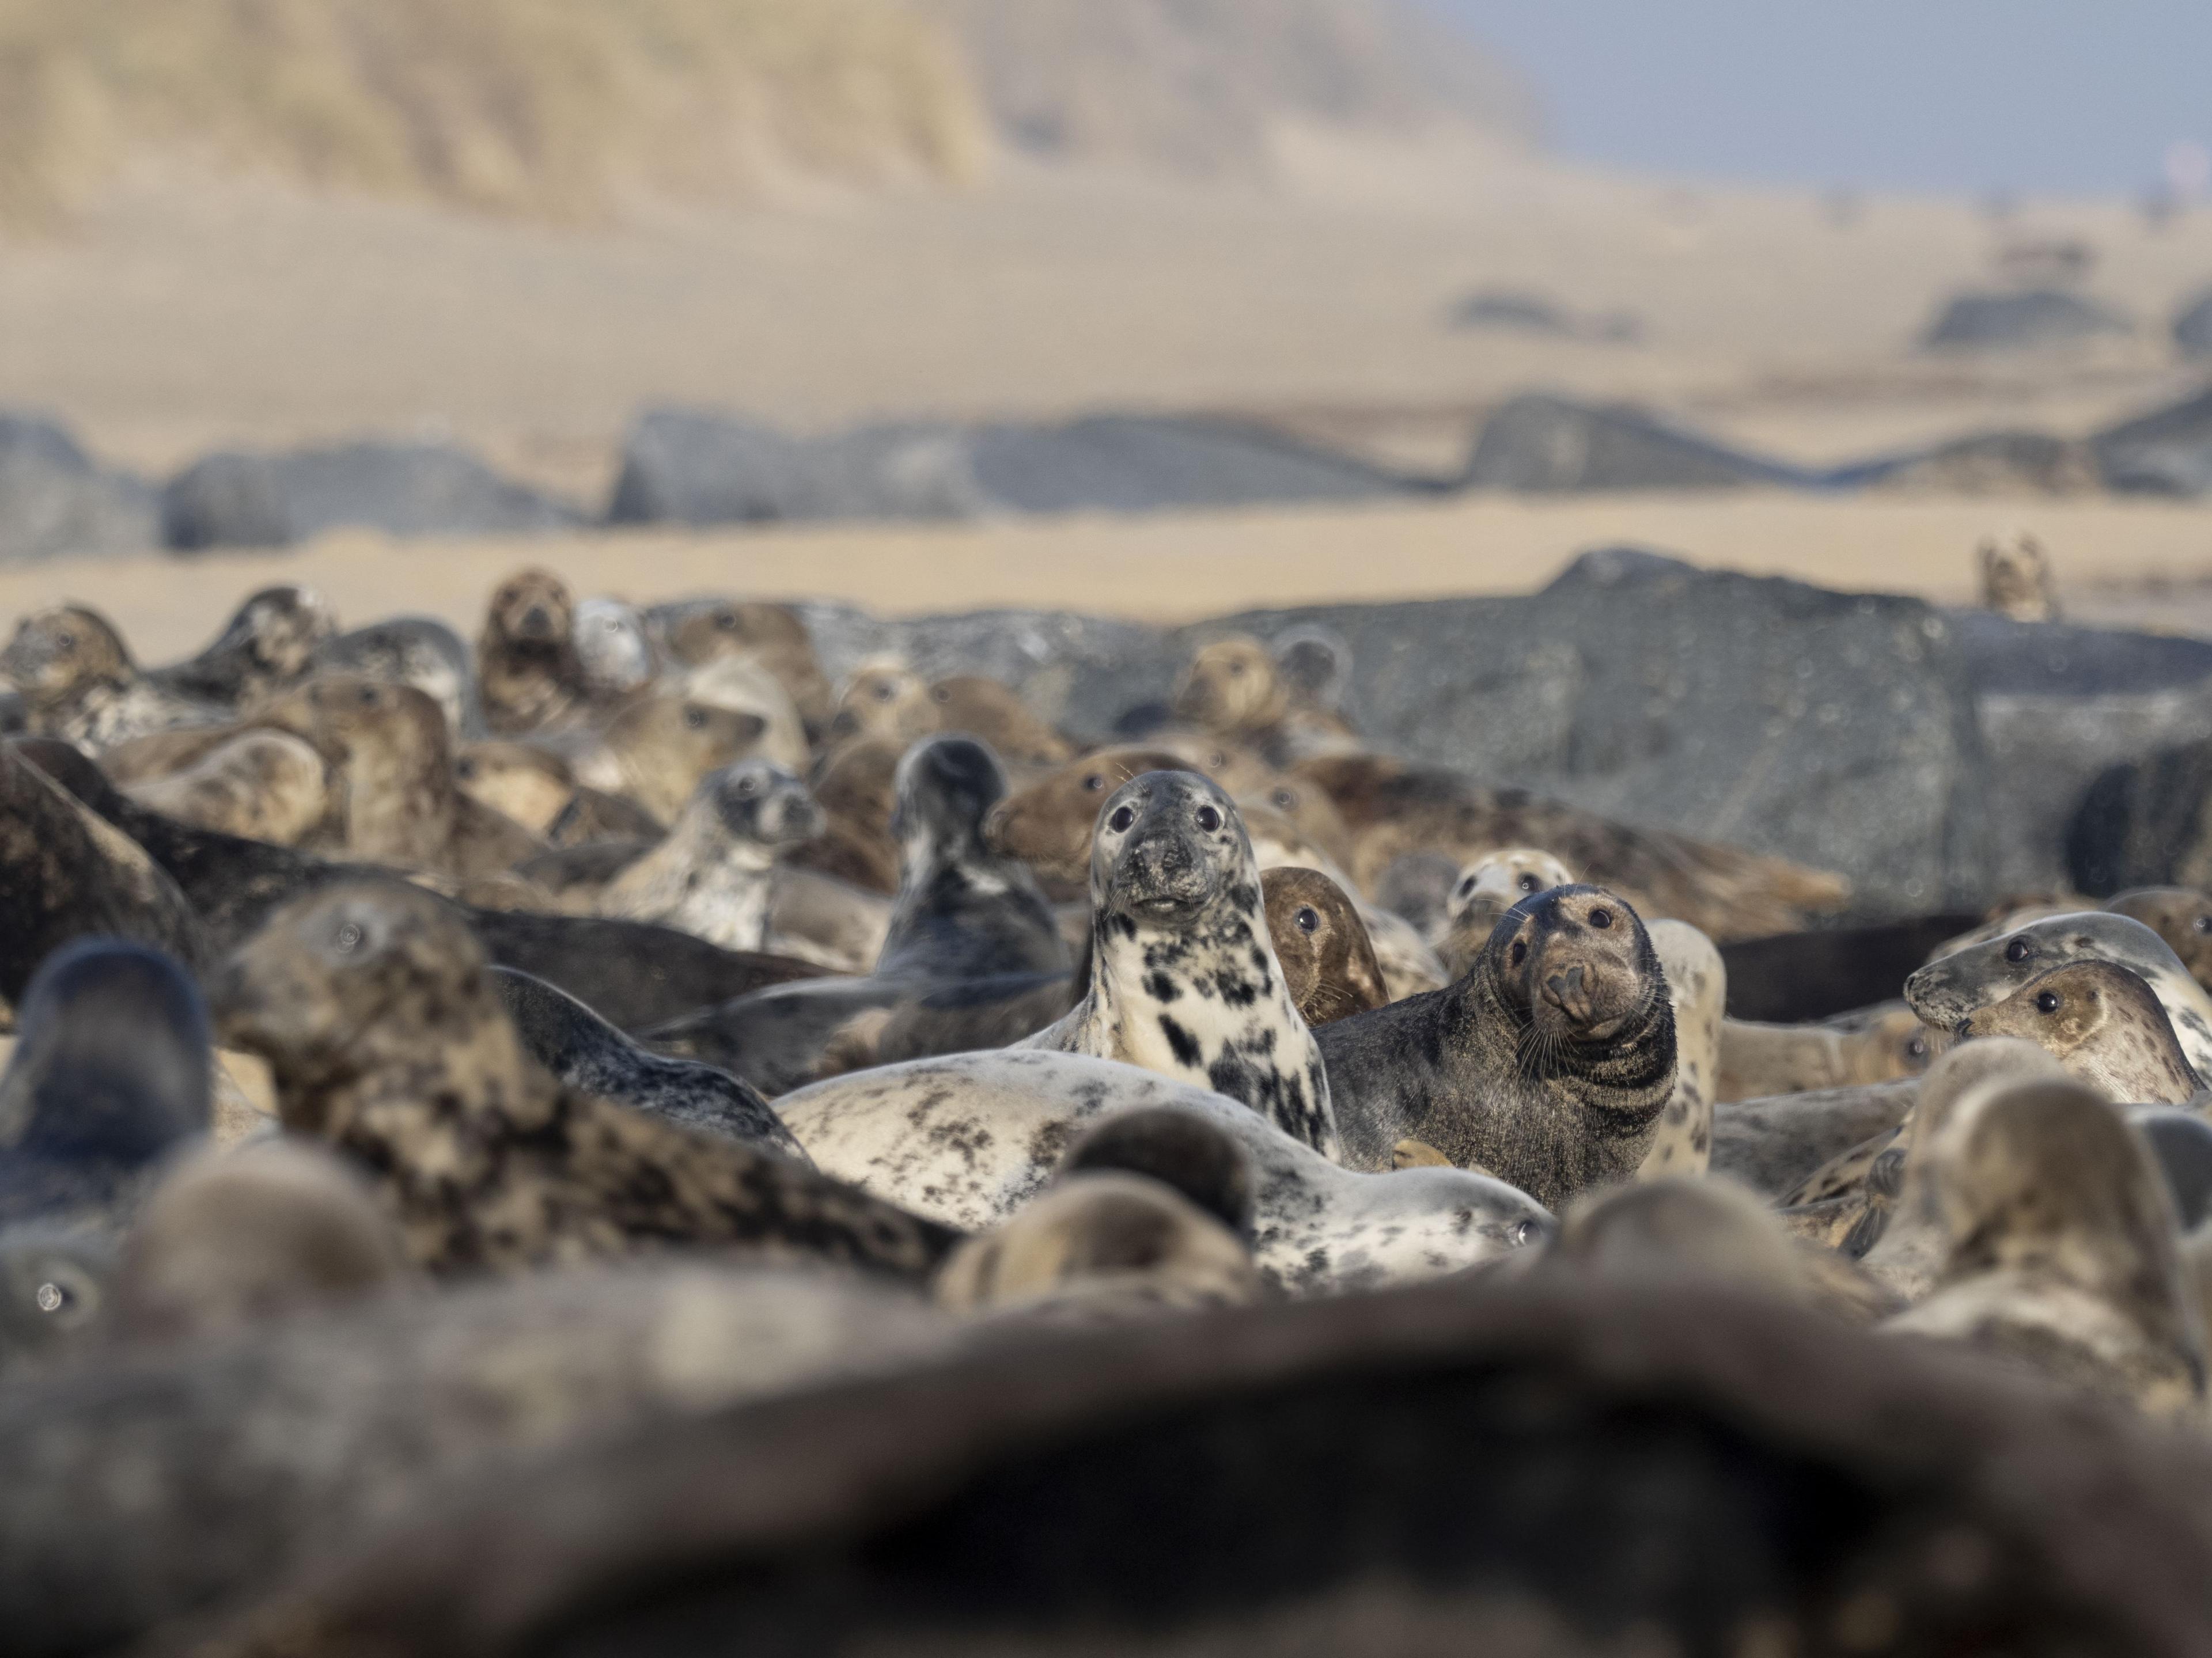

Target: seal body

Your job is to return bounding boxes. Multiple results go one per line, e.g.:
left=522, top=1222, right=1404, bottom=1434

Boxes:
left=1317, top=885, right=1677, bottom=1209
left=1959, top=961, right=2204, bottom=1104
left=148, top=585, right=336, bottom=711
left=1906, top=910, right=2212, bottom=1077
left=1639, top=918, right=1722, bottom=1178
left=475, top=568, right=585, bottom=736
left=309, top=616, right=482, bottom=739
left=598, top=761, right=821, bottom=953
left=1020, top=771, right=1338, bottom=1159
left=1717, top=1003, right=1935, bottom=1103
left=1, top=606, right=229, bottom=754
left=775, top=1050, right=1552, bottom=1295
left=123, top=729, right=329, bottom=846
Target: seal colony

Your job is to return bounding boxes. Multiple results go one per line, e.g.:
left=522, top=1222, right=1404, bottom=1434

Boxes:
left=15, top=559, right=2212, bottom=1651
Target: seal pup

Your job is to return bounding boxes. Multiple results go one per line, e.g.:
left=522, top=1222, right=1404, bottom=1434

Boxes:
left=1978, top=528, right=2060, bottom=623
left=212, top=880, right=957, bottom=1279
left=1316, top=885, right=1677, bottom=1209
left=1019, top=771, right=1338, bottom=1159
left=309, top=615, right=483, bottom=739
left=255, top=675, right=543, bottom=877
left=0, top=604, right=229, bottom=755
left=147, top=584, right=336, bottom=711
left=454, top=742, right=577, bottom=837
left=1640, top=917, right=1723, bottom=1178
left=1550, top=1177, right=1899, bottom=1323
left=572, top=597, right=657, bottom=703
left=0, top=939, right=212, bottom=1235
left=1958, top=961, right=2204, bottom=1105
left=491, top=965, right=806, bottom=1157
left=828, top=657, right=932, bottom=743
left=775, top=1051, right=1552, bottom=1295
left=656, top=597, right=835, bottom=736
left=1172, top=633, right=1358, bottom=763
left=878, top=734, right=1068, bottom=982
left=1293, top=752, right=1852, bottom=942
left=924, top=676, right=1075, bottom=768
left=1434, top=848, right=1578, bottom=977
left=1717, top=1002, right=1937, bottom=1103
left=2107, top=886, right=2212, bottom=993
left=0, top=743, right=204, bottom=1003
left=123, top=727, right=330, bottom=846
left=933, top=1173, right=1260, bottom=1323
left=475, top=568, right=585, bottom=736
left=556, top=695, right=769, bottom=824
left=1261, top=866, right=1387, bottom=1026
left=1884, top=1076, right=2203, bottom=1420
left=115, top=1139, right=410, bottom=1342
left=0, top=1228, right=113, bottom=1377
left=597, top=760, right=830, bottom=955
left=1905, top=910, right=2212, bottom=1078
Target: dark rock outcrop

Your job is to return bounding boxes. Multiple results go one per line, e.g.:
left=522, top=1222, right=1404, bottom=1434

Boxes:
left=1460, top=394, right=1805, bottom=492
left=1921, top=289, right=2134, bottom=351
left=0, top=413, right=159, bottom=563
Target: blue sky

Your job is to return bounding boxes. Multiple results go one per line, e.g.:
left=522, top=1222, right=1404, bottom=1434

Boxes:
left=1430, top=1, right=2210, bottom=197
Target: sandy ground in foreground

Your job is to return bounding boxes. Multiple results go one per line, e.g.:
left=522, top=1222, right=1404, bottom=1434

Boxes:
left=6, top=490, right=2208, bottom=663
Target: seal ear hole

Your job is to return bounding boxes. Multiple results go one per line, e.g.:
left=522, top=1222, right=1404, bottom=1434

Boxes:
left=1082, top=774, right=1105, bottom=792
left=2195, top=916, right=2212, bottom=935
left=683, top=707, right=707, bottom=730
left=1270, top=788, right=1296, bottom=810
left=1295, top=906, right=1320, bottom=934
left=2005, top=937, right=2033, bottom=963
left=1589, top=906, right=1613, bottom=930
left=1510, top=939, right=1528, bottom=966
left=1196, top=805, right=1222, bottom=833
left=930, top=685, right=950, bottom=704
left=2035, top=990, right=2061, bottom=1014
left=1108, top=805, right=1137, bottom=833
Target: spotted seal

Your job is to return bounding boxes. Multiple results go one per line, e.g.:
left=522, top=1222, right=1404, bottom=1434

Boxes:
left=0, top=604, right=229, bottom=755
left=2107, top=887, right=2212, bottom=994
left=1884, top=1076, right=2202, bottom=1420
left=212, top=880, right=956, bottom=1278
left=1717, top=1002, right=1937, bottom=1103
left=1905, top=910, right=2212, bottom=1078
left=147, top=584, right=336, bottom=711
left=1260, top=866, right=1387, bottom=1026
left=123, top=728, right=330, bottom=846
left=774, top=1050, right=1552, bottom=1295
left=475, top=568, right=586, bottom=736
left=1315, top=885, right=1676, bottom=1208
left=1018, top=771, right=1337, bottom=1158
left=1959, top=961, right=2204, bottom=1105
left=1432, top=847, right=1577, bottom=974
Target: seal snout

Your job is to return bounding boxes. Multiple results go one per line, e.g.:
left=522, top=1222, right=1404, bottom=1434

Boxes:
left=1543, top=963, right=1593, bottom=1023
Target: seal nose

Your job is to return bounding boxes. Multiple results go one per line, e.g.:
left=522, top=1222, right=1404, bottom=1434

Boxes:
left=1953, top=1016, right=1974, bottom=1041
left=1543, top=963, right=1592, bottom=1023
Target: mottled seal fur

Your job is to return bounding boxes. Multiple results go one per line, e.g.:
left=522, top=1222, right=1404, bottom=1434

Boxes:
left=1260, top=866, right=1387, bottom=1026
left=115, top=1139, right=409, bottom=1342
left=1885, top=1076, right=2203, bottom=1420
left=1717, top=1002, right=1937, bottom=1103
left=1294, top=752, right=1852, bottom=942
left=1020, top=771, right=1337, bottom=1158
left=148, top=584, right=336, bottom=711
left=572, top=597, right=657, bottom=701
left=453, top=742, right=576, bottom=837
left=1640, top=917, right=1723, bottom=1178
left=1906, top=909, right=2212, bottom=1077
left=655, top=597, right=835, bottom=735
left=123, top=728, right=330, bottom=846
left=1433, top=847, right=1577, bottom=977
left=1960, top=961, right=2205, bottom=1105
left=597, top=760, right=826, bottom=953
left=211, top=881, right=957, bottom=1278
left=0, top=743, right=204, bottom=1004
left=1317, top=885, right=1677, bottom=1209
left=558, top=695, right=770, bottom=824
left=0, top=604, right=229, bottom=754
left=775, top=1051, right=1552, bottom=1295
left=475, top=568, right=585, bottom=736
left=490, top=965, right=805, bottom=1157
left=0, top=939, right=212, bottom=1235
left=309, top=615, right=482, bottom=739
left=2107, top=886, right=2212, bottom=994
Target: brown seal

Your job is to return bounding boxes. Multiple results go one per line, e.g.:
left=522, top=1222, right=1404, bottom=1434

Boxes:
left=1260, top=866, right=1387, bottom=1026
left=660, top=598, right=835, bottom=735
left=829, top=657, right=931, bottom=742
left=1171, top=633, right=1359, bottom=763
left=1978, top=529, right=2059, bottom=624
left=983, top=746, right=1195, bottom=898
left=0, top=604, right=229, bottom=756
left=255, top=676, right=543, bottom=877
left=475, top=568, right=586, bottom=737
left=782, top=734, right=902, bottom=893
left=1293, top=752, right=1852, bottom=942
left=123, top=729, right=331, bottom=846
left=2107, top=886, right=2212, bottom=995
left=548, top=694, right=769, bottom=824
left=1885, top=1075, right=2203, bottom=1420
left=1959, top=961, right=2205, bottom=1105
left=211, top=879, right=960, bottom=1280
left=1716, top=1001, right=1937, bottom=1103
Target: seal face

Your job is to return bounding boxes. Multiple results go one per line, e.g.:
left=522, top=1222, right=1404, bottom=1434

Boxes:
left=1021, top=771, right=1338, bottom=1159
left=1435, top=848, right=1577, bottom=978
left=1259, top=866, right=1387, bottom=1026
left=0, top=605, right=228, bottom=754
left=1316, top=883, right=1677, bottom=1209
left=572, top=598, right=656, bottom=701
left=476, top=568, right=585, bottom=737
left=1959, top=961, right=2205, bottom=1105
left=599, top=760, right=823, bottom=954
left=2107, top=887, right=2212, bottom=995
left=1905, top=911, right=2212, bottom=1079
left=150, top=584, right=336, bottom=710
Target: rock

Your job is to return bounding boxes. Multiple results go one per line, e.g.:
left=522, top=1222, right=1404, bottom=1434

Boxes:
left=608, top=408, right=1413, bottom=528
left=2067, top=737, right=2212, bottom=895
left=2094, top=384, right=2212, bottom=497
left=1920, top=288, right=2133, bottom=351
left=1461, top=394, right=1804, bottom=491
left=1448, top=290, right=1642, bottom=343
left=1834, top=428, right=2102, bottom=495
left=2174, top=288, right=2212, bottom=358
left=0, top=413, right=160, bottom=563
left=163, top=442, right=581, bottom=552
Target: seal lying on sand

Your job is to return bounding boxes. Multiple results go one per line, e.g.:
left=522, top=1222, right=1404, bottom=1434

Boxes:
left=1316, top=885, right=1676, bottom=1209
left=0, top=605, right=229, bottom=755
left=147, top=585, right=336, bottom=712
left=1717, top=1003, right=1936, bottom=1103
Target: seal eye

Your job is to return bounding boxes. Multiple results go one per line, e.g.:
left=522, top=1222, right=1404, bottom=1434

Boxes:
left=456, top=757, right=476, bottom=780
left=1906, top=1034, right=1927, bottom=1060
left=1296, top=906, right=1320, bottom=934
left=1511, top=1218, right=1540, bottom=1248
left=2005, top=937, right=2033, bottom=963
left=1456, top=877, right=1476, bottom=898
left=34, top=1281, right=69, bottom=1315
left=736, top=775, right=756, bottom=798
left=1270, top=788, right=1296, bottom=810
left=683, top=707, right=707, bottom=730
left=1108, top=805, right=1137, bottom=833
left=872, top=682, right=896, bottom=702
left=53, top=631, right=74, bottom=651
left=334, top=921, right=364, bottom=954
left=1518, top=873, right=1541, bottom=893
left=1510, top=939, right=1527, bottom=966
left=1082, top=774, right=1105, bottom=792
left=2196, top=916, right=2212, bottom=935
left=1589, top=906, right=1613, bottom=929
left=356, top=685, right=378, bottom=706
left=714, top=610, right=737, bottom=631
left=930, top=686, right=950, bottom=704
left=2035, top=990, right=2061, bottom=1014
left=1196, top=805, right=1222, bottom=833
